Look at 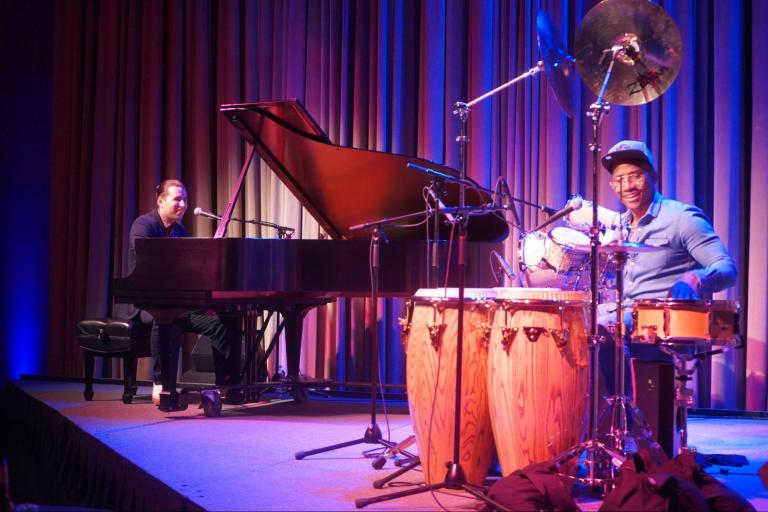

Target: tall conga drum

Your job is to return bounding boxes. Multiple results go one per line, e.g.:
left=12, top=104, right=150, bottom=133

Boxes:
left=488, top=288, right=589, bottom=475
left=405, top=288, right=496, bottom=485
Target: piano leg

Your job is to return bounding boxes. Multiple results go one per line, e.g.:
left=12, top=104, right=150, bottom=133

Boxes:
left=282, top=305, right=313, bottom=403
left=282, top=306, right=309, bottom=378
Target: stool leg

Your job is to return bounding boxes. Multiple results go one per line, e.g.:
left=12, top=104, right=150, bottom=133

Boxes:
left=128, top=356, right=139, bottom=396
left=83, top=352, right=95, bottom=401
left=122, top=356, right=137, bottom=404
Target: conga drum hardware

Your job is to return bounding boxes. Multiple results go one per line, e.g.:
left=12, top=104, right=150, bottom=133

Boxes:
left=498, top=297, right=585, bottom=346
left=397, top=316, right=411, bottom=340
left=500, top=326, right=518, bottom=351
left=427, top=322, right=446, bottom=349
left=475, top=320, right=493, bottom=348
left=398, top=300, right=416, bottom=344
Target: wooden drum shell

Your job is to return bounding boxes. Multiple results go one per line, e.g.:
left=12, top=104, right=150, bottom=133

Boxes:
left=632, top=299, right=740, bottom=346
left=405, top=292, right=495, bottom=486
left=487, top=288, right=589, bottom=475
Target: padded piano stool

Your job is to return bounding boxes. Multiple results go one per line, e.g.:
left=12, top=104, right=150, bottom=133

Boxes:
left=77, top=318, right=152, bottom=404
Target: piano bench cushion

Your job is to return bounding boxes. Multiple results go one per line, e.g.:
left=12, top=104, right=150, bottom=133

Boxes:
left=77, top=318, right=152, bottom=356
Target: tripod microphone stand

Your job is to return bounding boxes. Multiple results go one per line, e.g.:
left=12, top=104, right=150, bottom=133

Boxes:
left=295, top=209, right=436, bottom=462
left=295, top=223, right=403, bottom=461
left=354, top=62, right=546, bottom=512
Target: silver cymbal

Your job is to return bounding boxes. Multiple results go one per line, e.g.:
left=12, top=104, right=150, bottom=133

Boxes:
left=574, top=0, right=683, bottom=106
left=598, top=240, right=666, bottom=253
left=537, top=11, right=578, bottom=118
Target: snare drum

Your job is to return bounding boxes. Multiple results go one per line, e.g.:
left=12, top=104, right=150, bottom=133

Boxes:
left=487, top=288, right=589, bottom=475
left=631, top=299, right=740, bottom=346
left=518, top=227, right=590, bottom=289
left=405, top=288, right=496, bottom=485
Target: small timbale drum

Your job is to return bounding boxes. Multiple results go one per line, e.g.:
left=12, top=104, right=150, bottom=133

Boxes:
left=487, top=288, right=590, bottom=475
left=404, top=288, right=496, bottom=485
left=631, top=299, right=740, bottom=346
left=518, top=227, right=591, bottom=290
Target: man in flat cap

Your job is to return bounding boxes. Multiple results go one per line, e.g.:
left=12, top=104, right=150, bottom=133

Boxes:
left=601, top=140, right=736, bottom=301
left=598, top=140, right=737, bottom=435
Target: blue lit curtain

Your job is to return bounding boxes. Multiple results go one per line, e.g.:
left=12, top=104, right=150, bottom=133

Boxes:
left=47, top=0, right=767, bottom=411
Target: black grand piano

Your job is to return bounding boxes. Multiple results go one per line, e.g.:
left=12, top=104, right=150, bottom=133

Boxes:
left=112, top=100, right=508, bottom=408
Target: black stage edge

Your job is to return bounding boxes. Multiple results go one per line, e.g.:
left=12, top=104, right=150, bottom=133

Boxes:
left=3, top=380, right=203, bottom=512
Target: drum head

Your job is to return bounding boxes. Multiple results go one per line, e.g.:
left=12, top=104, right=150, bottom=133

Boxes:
left=550, top=227, right=590, bottom=248
left=413, top=288, right=496, bottom=301
left=520, top=232, right=547, bottom=266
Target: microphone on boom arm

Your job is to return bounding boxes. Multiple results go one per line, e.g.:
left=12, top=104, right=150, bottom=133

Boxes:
left=532, top=196, right=583, bottom=232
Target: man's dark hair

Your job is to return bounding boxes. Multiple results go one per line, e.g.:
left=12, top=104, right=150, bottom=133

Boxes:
left=155, top=179, right=185, bottom=200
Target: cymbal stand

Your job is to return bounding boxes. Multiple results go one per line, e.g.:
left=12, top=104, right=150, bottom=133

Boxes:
left=549, top=47, right=628, bottom=487
left=355, top=63, right=544, bottom=512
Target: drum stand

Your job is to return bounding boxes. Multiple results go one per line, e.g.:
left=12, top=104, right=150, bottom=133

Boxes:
left=660, top=346, right=697, bottom=453
left=659, top=342, right=735, bottom=454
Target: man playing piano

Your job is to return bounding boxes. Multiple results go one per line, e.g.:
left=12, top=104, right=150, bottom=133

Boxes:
left=126, top=179, right=242, bottom=405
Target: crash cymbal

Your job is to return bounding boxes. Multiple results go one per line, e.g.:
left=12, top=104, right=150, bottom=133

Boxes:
left=537, top=11, right=578, bottom=118
left=598, top=240, right=666, bottom=253
left=574, top=0, right=682, bottom=106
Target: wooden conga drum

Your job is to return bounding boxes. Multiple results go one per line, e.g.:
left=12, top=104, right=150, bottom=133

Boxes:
left=488, top=288, right=589, bottom=475
left=405, top=288, right=495, bottom=485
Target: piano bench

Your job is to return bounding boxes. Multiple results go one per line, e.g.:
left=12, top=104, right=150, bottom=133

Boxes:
left=77, top=318, right=152, bottom=404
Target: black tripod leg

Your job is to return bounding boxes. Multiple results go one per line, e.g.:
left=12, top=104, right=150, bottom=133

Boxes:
left=462, top=483, right=510, bottom=512
left=295, top=437, right=367, bottom=459
left=295, top=231, right=409, bottom=461
left=355, top=483, right=445, bottom=509
left=373, top=457, right=420, bottom=489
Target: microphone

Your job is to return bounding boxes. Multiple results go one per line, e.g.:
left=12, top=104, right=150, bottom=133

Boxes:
left=532, top=196, right=583, bottom=232
left=193, top=207, right=221, bottom=220
left=491, top=250, right=516, bottom=284
left=194, top=207, right=296, bottom=239
left=427, top=188, right=456, bottom=223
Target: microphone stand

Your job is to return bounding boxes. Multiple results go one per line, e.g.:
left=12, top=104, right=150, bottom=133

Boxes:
left=428, top=180, right=447, bottom=288
left=355, top=62, right=544, bottom=512
left=197, top=209, right=295, bottom=239
left=294, top=209, right=429, bottom=463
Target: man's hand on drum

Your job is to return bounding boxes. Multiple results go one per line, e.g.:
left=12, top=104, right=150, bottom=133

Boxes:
left=668, top=271, right=702, bottom=300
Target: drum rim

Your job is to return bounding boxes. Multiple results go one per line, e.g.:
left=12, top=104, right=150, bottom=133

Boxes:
left=411, top=297, right=494, bottom=304
left=494, top=298, right=589, bottom=306
left=645, top=337, right=742, bottom=347
left=633, top=298, right=739, bottom=310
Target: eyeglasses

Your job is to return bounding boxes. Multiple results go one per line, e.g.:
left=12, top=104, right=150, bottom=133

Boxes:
left=610, top=170, right=647, bottom=187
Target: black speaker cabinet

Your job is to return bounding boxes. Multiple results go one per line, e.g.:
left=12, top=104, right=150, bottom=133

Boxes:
left=632, top=358, right=679, bottom=458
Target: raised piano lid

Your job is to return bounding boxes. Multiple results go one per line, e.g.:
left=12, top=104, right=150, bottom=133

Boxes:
left=219, top=100, right=509, bottom=242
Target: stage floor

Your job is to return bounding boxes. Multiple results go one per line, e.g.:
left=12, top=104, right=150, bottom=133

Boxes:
left=6, top=378, right=768, bottom=511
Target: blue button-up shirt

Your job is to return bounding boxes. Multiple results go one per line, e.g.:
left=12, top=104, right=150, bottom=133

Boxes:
left=620, top=192, right=737, bottom=300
